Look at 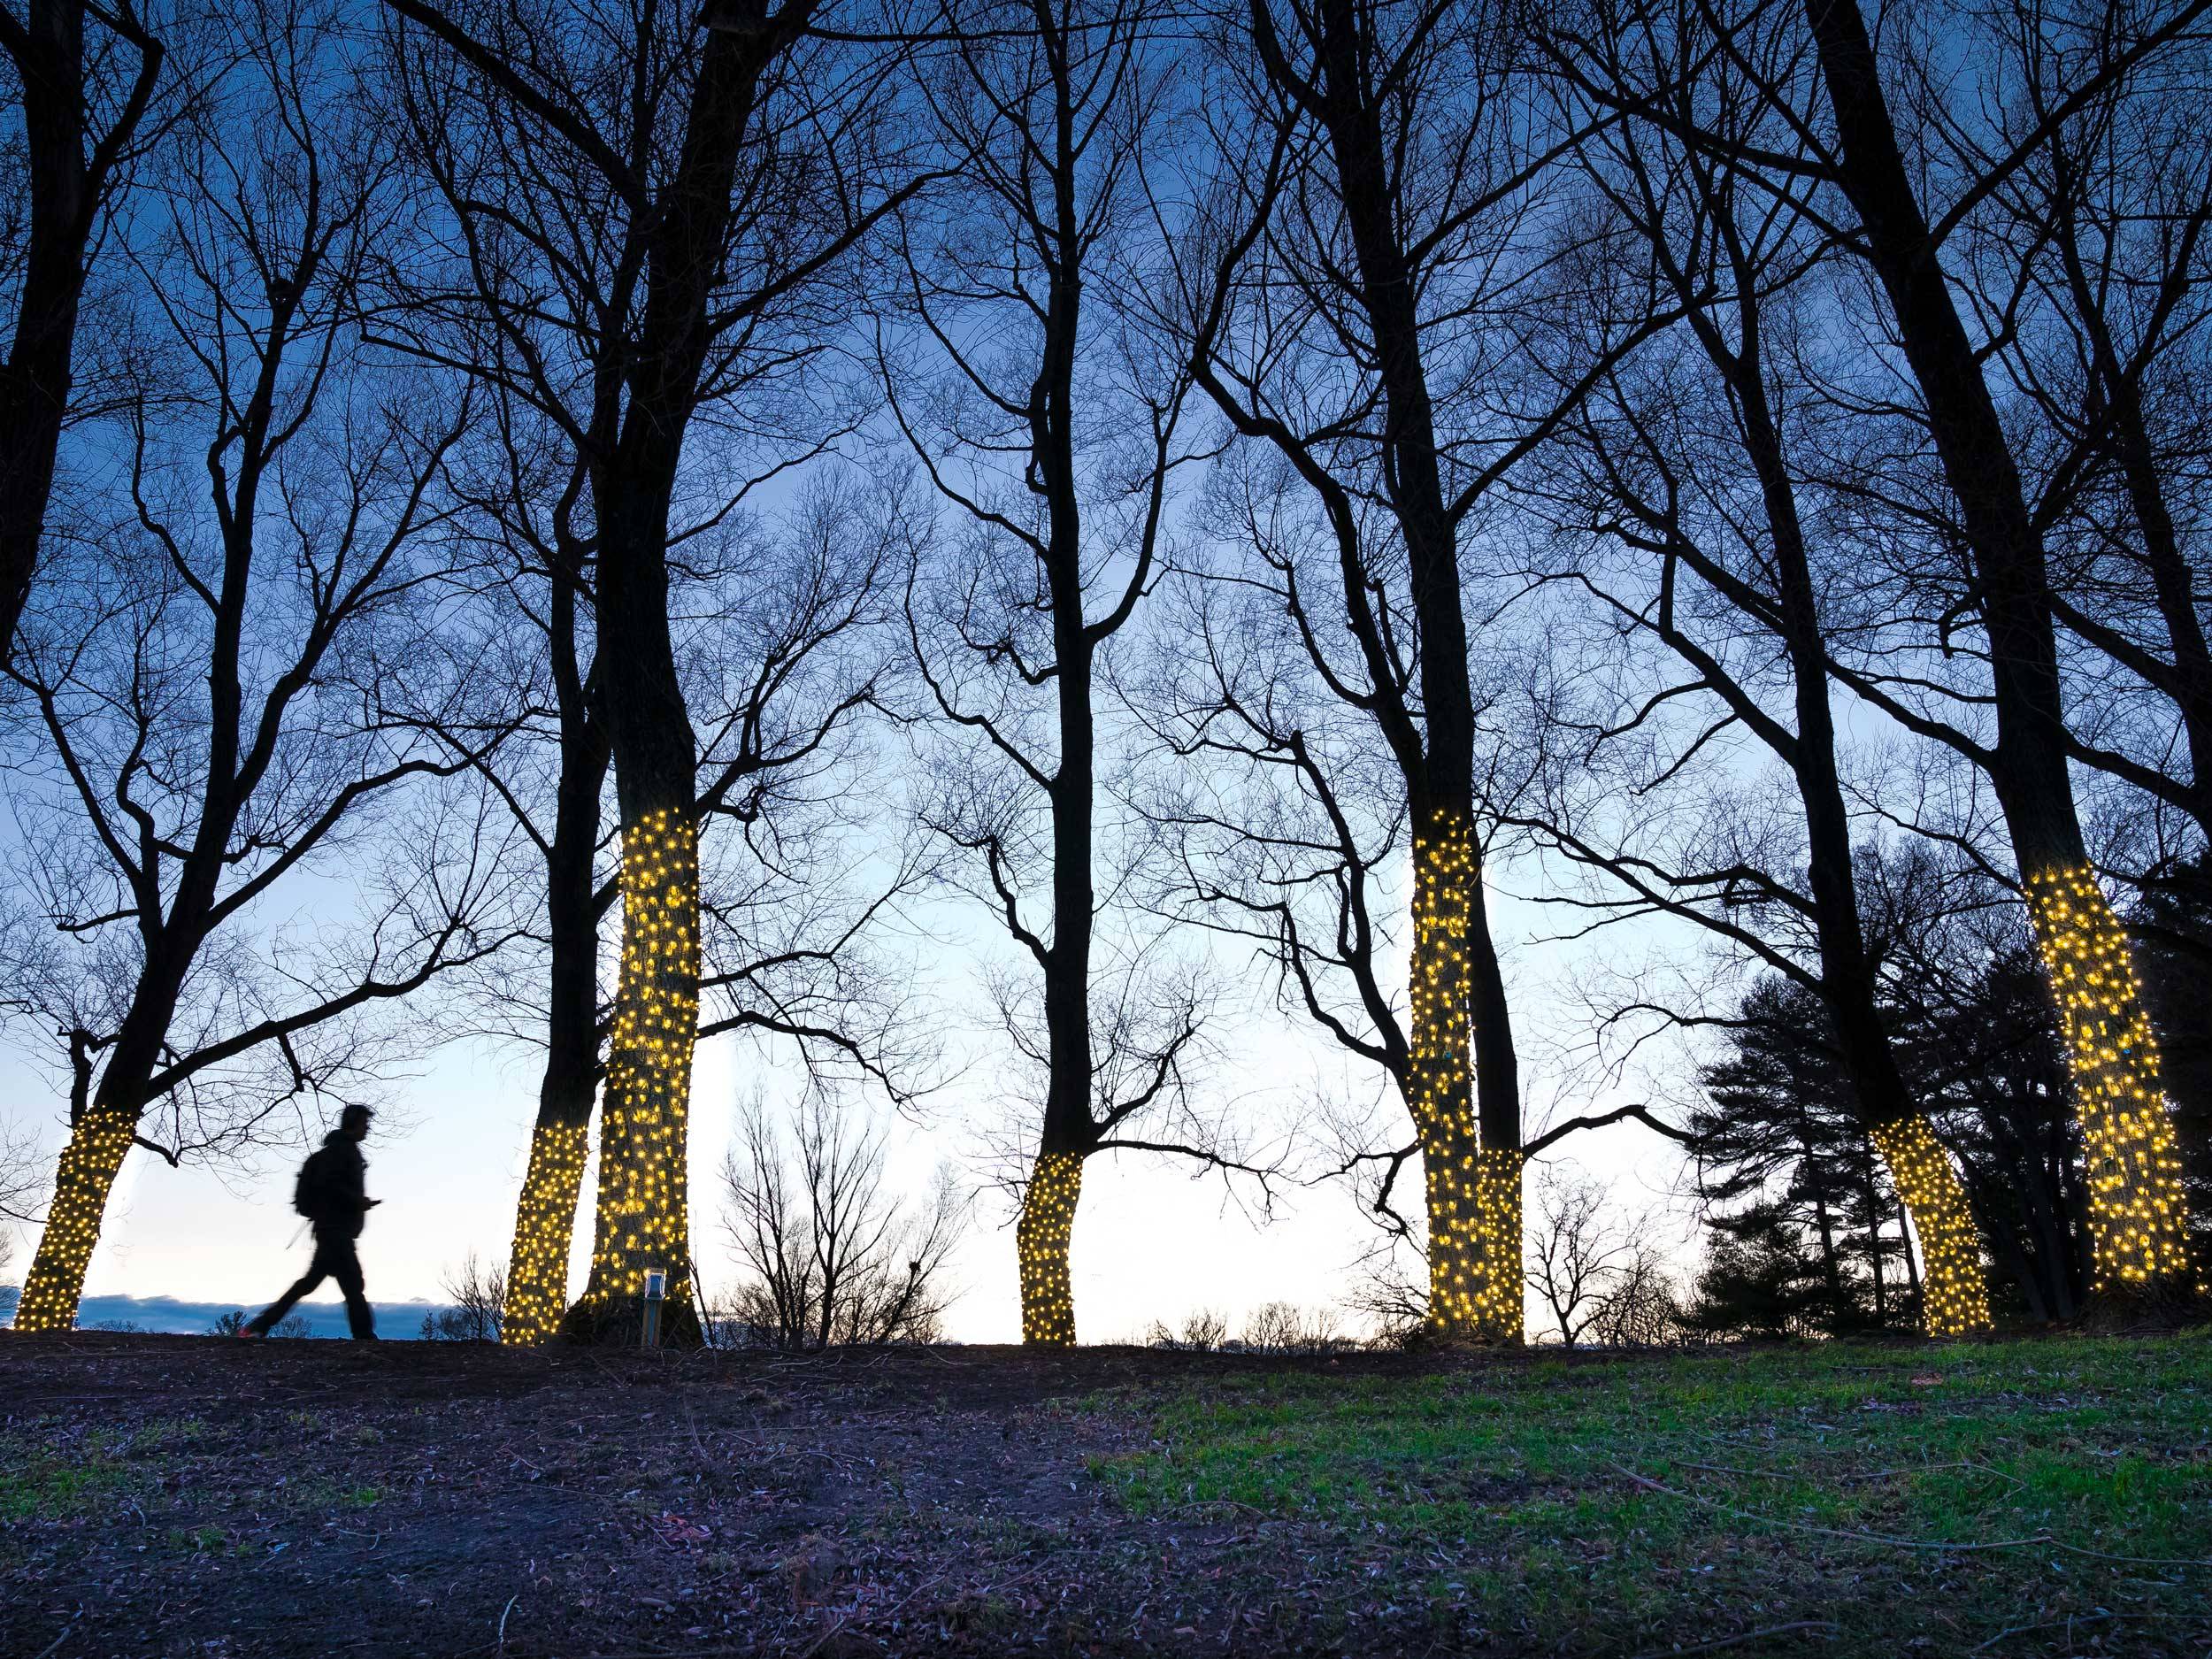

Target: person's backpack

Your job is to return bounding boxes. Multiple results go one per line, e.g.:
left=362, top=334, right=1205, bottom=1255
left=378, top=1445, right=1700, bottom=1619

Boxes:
left=292, top=1147, right=334, bottom=1218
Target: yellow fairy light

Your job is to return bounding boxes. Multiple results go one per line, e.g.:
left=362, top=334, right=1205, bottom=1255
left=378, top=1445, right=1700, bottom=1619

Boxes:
left=2024, top=865, right=2197, bottom=1294
left=580, top=807, right=703, bottom=1320
left=1017, top=1149, right=1083, bottom=1346
left=12, top=1106, right=138, bottom=1333
left=502, top=1118, right=590, bottom=1345
left=1868, top=1116, right=1992, bottom=1337
left=1408, top=813, right=1522, bottom=1342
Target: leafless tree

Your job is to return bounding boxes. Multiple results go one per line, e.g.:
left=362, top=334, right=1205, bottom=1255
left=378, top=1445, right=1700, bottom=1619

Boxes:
left=1568, top=0, right=2208, bottom=1302
left=1790, top=0, right=2207, bottom=1305
left=0, top=1111, right=40, bottom=1227
left=715, top=1092, right=960, bottom=1349
left=887, top=0, right=1263, bottom=1345
left=388, top=371, right=929, bottom=1345
left=1521, top=0, right=2208, bottom=1309
left=1142, top=0, right=1671, bottom=1341
left=1236, top=1299, right=1350, bottom=1353
left=1585, top=1241, right=1684, bottom=1347
left=1525, top=1164, right=1679, bottom=1346
left=1954, top=2, right=2212, bottom=890
left=394, top=388, right=615, bottom=1345
left=385, top=0, right=933, bottom=1340
left=2, top=0, right=518, bottom=1333
left=423, top=1250, right=506, bottom=1341
left=1487, top=1, right=2001, bottom=1334
left=1142, top=1307, right=1228, bottom=1349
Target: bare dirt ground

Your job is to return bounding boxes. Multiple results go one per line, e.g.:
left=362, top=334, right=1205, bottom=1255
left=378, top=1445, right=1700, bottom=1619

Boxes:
left=0, top=1334, right=1440, bottom=1659
left=4, top=1333, right=2204, bottom=1658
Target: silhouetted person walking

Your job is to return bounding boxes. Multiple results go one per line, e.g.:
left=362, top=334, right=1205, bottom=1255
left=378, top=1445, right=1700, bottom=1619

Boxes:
left=244, top=1104, right=380, bottom=1340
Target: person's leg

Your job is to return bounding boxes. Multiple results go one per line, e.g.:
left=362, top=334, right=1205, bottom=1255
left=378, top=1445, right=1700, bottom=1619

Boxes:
left=331, top=1235, right=376, bottom=1340
left=246, top=1236, right=333, bottom=1334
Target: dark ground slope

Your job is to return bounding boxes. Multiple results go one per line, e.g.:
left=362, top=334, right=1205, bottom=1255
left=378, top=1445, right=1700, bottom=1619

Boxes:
left=0, top=1333, right=2206, bottom=1658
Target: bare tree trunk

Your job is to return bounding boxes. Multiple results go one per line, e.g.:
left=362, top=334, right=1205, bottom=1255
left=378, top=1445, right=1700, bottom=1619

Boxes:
left=2045, top=166, right=2212, bottom=842
left=1809, top=1183, right=1843, bottom=1305
left=2105, top=390, right=2212, bottom=837
left=1806, top=0, right=2195, bottom=1303
left=0, top=0, right=160, bottom=660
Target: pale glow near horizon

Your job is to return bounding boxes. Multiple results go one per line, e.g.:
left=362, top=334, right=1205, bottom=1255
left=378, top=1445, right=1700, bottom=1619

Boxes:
left=0, top=884, right=1705, bottom=1342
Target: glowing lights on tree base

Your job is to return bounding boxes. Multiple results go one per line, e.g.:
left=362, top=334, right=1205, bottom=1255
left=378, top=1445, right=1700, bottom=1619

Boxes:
left=502, top=1118, right=589, bottom=1346
left=2024, top=865, right=2196, bottom=1293
left=1408, top=814, right=1523, bottom=1342
left=580, top=806, right=702, bottom=1320
left=14, top=1105, right=137, bottom=1333
left=1018, top=1149, right=1083, bottom=1346
left=1869, top=1116, right=1992, bottom=1336
left=1423, top=1143, right=1523, bottom=1340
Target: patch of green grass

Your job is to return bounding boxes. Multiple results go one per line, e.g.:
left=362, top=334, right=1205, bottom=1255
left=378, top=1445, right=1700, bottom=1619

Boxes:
left=1094, top=1338, right=2212, bottom=1655
left=0, top=1420, right=173, bottom=1521
left=0, top=1459, right=134, bottom=1522
left=232, top=1471, right=380, bottom=1517
left=127, top=1417, right=211, bottom=1455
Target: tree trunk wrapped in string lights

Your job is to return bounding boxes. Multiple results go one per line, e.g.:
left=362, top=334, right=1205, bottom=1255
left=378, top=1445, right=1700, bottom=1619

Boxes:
left=502, top=1119, right=591, bottom=1345
left=2024, top=866, right=2196, bottom=1295
left=565, top=807, right=702, bottom=1339
left=12, top=1105, right=137, bottom=1332
left=1016, top=1150, right=1083, bottom=1346
left=1798, top=0, right=2197, bottom=1307
left=1409, top=813, right=1520, bottom=1340
left=1868, top=1117, right=1992, bottom=1336
left=499, top=646, right=606, bottom=1348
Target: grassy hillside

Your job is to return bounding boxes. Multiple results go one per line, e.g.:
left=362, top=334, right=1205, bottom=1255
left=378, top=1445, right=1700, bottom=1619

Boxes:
left=1093, top=1336, right=2211, bottom=1655
left=0, top=1333, right=2204, bottom=1655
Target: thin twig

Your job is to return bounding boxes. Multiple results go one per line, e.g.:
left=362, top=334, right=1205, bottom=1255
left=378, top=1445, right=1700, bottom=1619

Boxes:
left=1970, top=1610, right=2209, bottom=1653
left=585, top=1353, right=633, bottom=1389
left=797, top=1572, right=947, bottom=1659
left=1971, top=1611, right=2116, bottom=1654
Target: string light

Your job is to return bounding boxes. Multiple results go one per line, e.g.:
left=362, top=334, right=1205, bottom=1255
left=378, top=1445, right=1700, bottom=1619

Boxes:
left=1409, top=813, right=1522, bottom=1342
left=13, top=1106, right=137, bottom=1333
left=1017, top=1150, right=1083, bottom=1346
left=502, top=1118, right=589, bottom=1346
left=1869, top=1116, right=1992, bottom=1337
left=581, top=807, right=702, bottom=1319
left=2024, top=865, right=2197, bottom=1294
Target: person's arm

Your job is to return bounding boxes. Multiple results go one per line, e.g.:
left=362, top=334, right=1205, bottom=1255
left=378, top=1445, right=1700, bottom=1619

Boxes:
left=337, top=1148, right=371, bottom=1215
